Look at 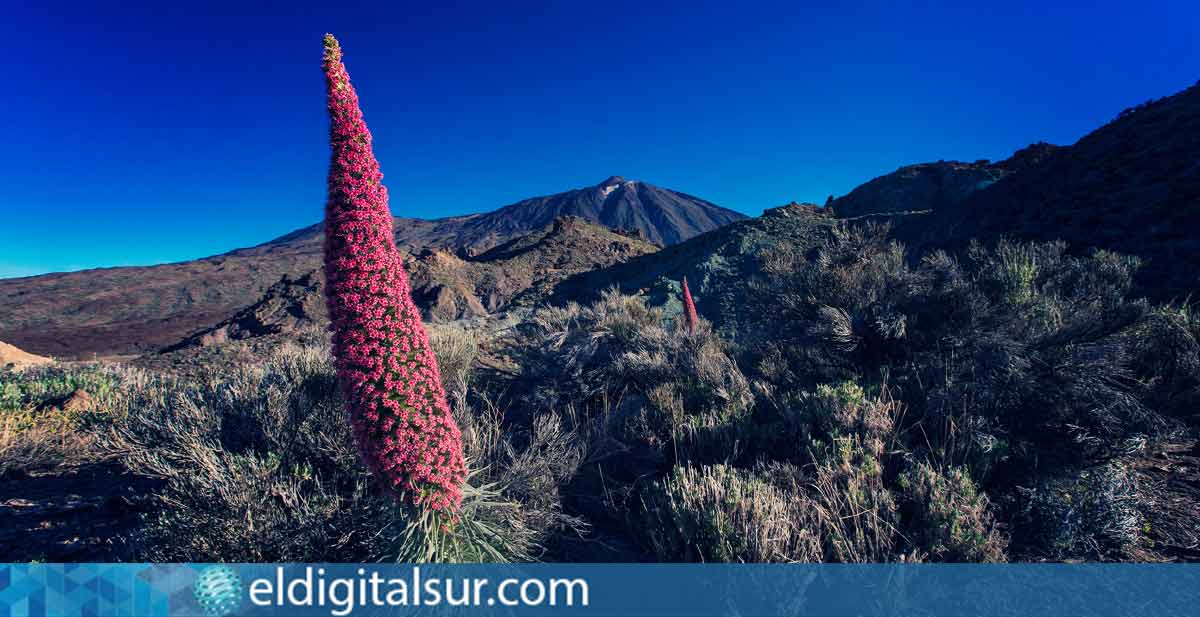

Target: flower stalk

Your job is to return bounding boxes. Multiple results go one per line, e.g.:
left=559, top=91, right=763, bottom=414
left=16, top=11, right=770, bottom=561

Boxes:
left=682, top=276, right=699, bottom=334
left=321, top=33, right=466, bottom=513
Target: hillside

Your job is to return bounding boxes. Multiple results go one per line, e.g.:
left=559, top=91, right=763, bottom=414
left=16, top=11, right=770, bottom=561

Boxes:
left=0, top=341, right=52, bottom=368
left=0, top=253, right=306, bottom=359
left=829, top=143, right=1060, bottom=218
left=0, top=178, right=727, bottom=358
left=831, top=82, right=1200, bottom=300
left=161, top=217, right=659, bottom=352
left=924, top=82, right=1200, bottom=300
left=550, top=203, right=852, bottom=335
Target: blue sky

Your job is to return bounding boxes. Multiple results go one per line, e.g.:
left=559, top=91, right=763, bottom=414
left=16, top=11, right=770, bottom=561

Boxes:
left=1, top=1, right=1197, bottom=277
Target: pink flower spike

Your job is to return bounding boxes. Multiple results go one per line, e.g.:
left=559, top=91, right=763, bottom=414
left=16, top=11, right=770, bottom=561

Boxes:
left=321, top=34, right=466, bottom=513
left=682, top=276, right=699, bottom=335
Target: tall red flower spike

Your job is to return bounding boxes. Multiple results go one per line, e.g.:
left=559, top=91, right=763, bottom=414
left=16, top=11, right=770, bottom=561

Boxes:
left=682, top=276, right=699, bottom=335
left=321, top=34, right=466, bottom=513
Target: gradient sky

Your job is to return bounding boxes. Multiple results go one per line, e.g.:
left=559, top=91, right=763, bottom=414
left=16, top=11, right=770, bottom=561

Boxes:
left=2, top=1, right=1197, bottom=278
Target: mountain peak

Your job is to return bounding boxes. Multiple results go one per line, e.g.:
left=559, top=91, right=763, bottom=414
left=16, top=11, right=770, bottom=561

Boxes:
left=599, top=175, right=628, bottom=187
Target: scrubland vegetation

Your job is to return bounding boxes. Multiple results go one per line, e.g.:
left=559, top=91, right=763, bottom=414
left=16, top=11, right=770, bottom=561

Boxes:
left=3, top=223, right=1197, bottom=562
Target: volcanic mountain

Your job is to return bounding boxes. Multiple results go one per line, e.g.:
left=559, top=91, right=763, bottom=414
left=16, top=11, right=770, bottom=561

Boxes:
left=0, top=175, right=716, bottom=359
left=240, top=176, right=745, bottom=258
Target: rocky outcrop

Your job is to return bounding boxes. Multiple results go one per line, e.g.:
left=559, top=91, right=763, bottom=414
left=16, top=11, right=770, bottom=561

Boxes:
left=160, top=218, right=661, bottom=351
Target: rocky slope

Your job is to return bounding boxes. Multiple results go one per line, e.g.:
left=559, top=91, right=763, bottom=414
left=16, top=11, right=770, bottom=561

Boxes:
left=0, top=254, right=304, bottom=359
left=829, top=143, right=1059, bottom=218
left=550, top=203, right=851, bottom=335
left=0, top=178, right=730, bottom=358
left=829, top=82, right=1200, bottom=300
left=162, top=217, right=659, bottom=352
left=917, top=82, right=1200, bottom=300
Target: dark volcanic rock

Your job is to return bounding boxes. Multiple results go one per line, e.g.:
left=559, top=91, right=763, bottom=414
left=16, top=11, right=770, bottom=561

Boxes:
left=161, top=270, right=325, bottom=352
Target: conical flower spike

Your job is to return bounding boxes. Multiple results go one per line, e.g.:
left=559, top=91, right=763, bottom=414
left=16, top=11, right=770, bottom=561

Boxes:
left=321, top=34, right=466, bottom=513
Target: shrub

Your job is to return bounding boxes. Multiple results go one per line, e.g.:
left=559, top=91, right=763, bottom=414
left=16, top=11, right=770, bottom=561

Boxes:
left=807, top=432, right=901, bottom=562
left=513, top=289, right=752, bottom=465
left=0, top=363, right=144, bottom=477
left=105, top=343, right=382, bottom=561
left=743, top=226, right=1197, bottom=559
left=1129, top=304, right=1200, bottom=426
left=0, top=364, right=134, bottom=434
left=897, top=463, right=1007, bottom=562
left=752, top=225, right=1174, bottom=471
left=639, top=382, right=932, bottom=563
left=782, top=382, right=918, bottom=562
left=639, top=463, right=821, bottom=562
left=95, top=341, right=573, bottom=562
left=1013, top=462, right=1143, bottom=560
left=0, top=419, right=98, bottom=479
left=428, top=324, right=480, bottom=412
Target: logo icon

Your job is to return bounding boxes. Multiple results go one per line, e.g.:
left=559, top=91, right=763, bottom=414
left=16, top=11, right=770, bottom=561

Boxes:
left=193, top=565, right=243, bottom=617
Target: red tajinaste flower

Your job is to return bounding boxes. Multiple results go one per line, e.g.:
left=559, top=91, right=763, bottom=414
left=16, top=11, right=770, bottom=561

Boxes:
left=321, top=34, right=466, bottom=512
left=682, top=276, right=699, bottom=334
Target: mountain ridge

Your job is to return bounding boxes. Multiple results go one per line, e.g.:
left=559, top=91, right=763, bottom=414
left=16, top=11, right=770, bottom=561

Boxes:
left=0, top=176, right=724, bottom=358
left=160, top=216, right=659, bottom=354
left=237, top=176, right=745, bottom=258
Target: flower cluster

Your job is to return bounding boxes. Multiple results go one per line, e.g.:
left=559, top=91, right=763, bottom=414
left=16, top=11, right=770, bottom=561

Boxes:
left=681, top=276, right=699, bottom=334
left=321, top=34, right=466, bottom=512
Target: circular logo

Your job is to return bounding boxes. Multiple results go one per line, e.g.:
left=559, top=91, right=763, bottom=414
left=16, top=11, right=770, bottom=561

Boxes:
left=193, top=565, right=243, bottom=617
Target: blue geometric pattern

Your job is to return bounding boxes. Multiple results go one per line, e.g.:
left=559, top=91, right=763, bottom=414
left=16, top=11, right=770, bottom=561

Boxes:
left=0, top=565, right=204, bottom=617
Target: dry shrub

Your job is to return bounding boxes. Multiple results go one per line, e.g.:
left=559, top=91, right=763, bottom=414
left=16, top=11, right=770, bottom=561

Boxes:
left=429, top=324, right=480, bottom=411
left=0, top=363, right=149, bottom=477
left=747, top=225, right=1191, bottom=560
left=640, top=383, right=955, bottom=564
left=92, top=339, right=579, bottom=562
left=450, top=394, right=588, bottom=560
left=433, top=323, right=588, bottom=559
left=1013, top=462, right=1144, bottom=560
left=898, top=462, right=1007, bottom=562
left=104, top=342, right=384, bottom=561
left=753, top=227, right=1166, bottom=467
left=0, top=419, right=100, bottom=478
left=513, top=289, right=752, bottom=465
left=1130, top=304, right=1200, bottom=426
left=0, top=363, right=143, bottom=436
left=806, top=435, right=901, bottom=562
left=640, top=463, right=821, bottom=563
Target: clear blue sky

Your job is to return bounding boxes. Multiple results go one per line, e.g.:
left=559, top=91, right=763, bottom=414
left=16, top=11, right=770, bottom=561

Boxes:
left=2, top=1, right=1197, bottom=278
